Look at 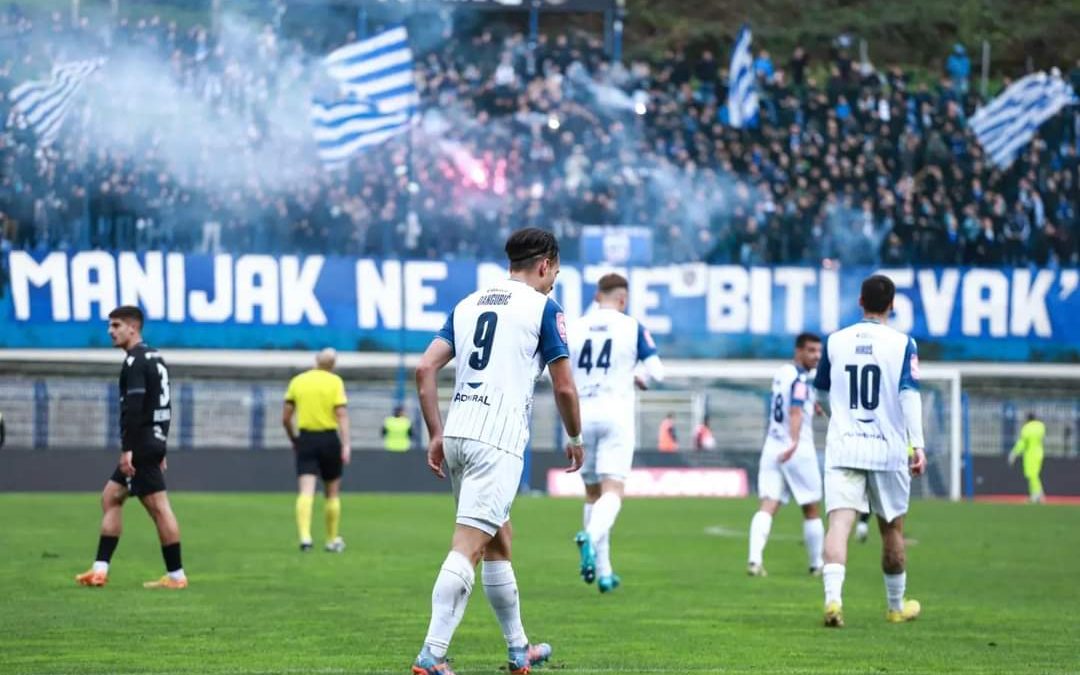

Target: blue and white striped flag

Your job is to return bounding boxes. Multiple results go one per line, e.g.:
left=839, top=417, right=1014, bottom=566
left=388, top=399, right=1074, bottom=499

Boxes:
left=312, top=26, right=418, bottom=166
left=9, top=59, right=103, bottom=146
left=310, top=98, right=410, bottom=166
left=726, top=26, right=758, bottom=129
left=970, top=71, right=1077, bottom=169
left=325, top=25, right=419, bottom=116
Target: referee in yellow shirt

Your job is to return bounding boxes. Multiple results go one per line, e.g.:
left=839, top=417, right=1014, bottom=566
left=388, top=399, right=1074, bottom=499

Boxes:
left=283, top=348, right=351, bottom=552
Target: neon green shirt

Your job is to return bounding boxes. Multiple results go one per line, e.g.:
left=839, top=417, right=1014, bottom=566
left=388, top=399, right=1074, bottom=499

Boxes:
left=1011, top=420, right=1046, bottom=458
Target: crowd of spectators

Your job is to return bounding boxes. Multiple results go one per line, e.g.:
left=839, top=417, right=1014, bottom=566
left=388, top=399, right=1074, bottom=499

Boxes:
left=1, top=4, right=1079, bottom=268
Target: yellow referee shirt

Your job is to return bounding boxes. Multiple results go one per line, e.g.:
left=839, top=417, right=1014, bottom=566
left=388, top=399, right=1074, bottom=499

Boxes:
left=285, top=369, right=347, bottom=431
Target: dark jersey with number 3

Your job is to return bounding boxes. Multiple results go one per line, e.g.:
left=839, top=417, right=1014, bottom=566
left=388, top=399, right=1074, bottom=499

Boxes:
left=120, top=343, right=171, bottom=453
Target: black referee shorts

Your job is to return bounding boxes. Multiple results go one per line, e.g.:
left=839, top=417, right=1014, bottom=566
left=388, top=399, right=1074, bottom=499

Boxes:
left=295, top=431, right=343, bottom=481
left=109, top=440, right=167, bottom=497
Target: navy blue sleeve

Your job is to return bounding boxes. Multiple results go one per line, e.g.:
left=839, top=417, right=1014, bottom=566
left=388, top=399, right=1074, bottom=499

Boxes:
left=899, top=337, right=920, bottom=392
left=435, top=309, right=455, bottom=355
left=636, top=322, right=658, bottom=361
left=790, top=373, right=808, bottom=406
left=539, top=298, right=570, bottom=364
left=814, top=339, right=832, bottom=391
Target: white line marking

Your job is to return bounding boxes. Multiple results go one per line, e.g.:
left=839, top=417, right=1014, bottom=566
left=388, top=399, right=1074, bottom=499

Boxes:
left=704, top=524, right=800, bottom=541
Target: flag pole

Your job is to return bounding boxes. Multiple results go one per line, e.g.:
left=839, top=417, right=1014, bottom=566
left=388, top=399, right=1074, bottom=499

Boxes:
left=395, top=13, right=417, bottom=408
left=396, top=124, right=413, bottom=407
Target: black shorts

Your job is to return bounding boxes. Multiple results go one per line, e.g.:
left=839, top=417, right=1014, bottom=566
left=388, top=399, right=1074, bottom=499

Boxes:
left=109, top=442, right=167, bottom=497
left=296, top=431, right=343, bottom=481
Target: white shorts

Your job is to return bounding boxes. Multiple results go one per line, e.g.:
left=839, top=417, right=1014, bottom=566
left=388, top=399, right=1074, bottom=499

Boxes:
left=445, top=437, right=523, bottom=536
left=580, top=417, right=635, bottom=485
left=824, top=467, right=911, bottom=523
left=757, top=443, right=822, bottom=506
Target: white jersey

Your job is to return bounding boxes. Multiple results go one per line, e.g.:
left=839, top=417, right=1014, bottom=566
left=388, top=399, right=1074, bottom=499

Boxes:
left=436, top=278, right=569, bottom=458
left=567, top=307, right=658, bottom=425
left=764, top=363, right=815, bottom=451
left=814, top=319, right=920, bottom=472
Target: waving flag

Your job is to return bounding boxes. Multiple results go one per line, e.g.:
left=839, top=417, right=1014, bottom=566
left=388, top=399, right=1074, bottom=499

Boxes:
left=310, top=98, right=410, bottom=166
left=970, top=71, right=1077, bottom=168
left=312, top=26, right=419, bottom=166
left=726, top=26, right=758, bottom=129
left=9, top=59, right=104, bottom=146
left=324, top=25, right=419, bottom=116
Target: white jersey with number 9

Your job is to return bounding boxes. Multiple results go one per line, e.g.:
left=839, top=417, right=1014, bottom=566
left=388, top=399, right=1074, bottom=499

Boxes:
left=435, top=278, right=569, bottom=459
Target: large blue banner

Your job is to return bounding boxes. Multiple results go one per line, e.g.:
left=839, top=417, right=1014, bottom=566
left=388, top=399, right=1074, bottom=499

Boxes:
left=1, top=251, right=1078, bottom=360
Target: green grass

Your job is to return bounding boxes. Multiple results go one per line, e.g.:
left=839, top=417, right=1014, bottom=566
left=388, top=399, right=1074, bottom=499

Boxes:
left=0, top=494, right=1076, bottom=674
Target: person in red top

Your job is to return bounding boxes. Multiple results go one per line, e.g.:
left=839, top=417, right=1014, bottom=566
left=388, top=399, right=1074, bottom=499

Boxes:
left=694, top=416, right=716, bottom=451
left=658, top=413, right=678, bottom=452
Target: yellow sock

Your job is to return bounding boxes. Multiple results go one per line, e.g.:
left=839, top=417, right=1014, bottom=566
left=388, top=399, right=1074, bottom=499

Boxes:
left=1029, top=475, right=1044, bottom=499
left=296, top=494, right=314, bottom=543
left=325, top=497, right=342, bottom=541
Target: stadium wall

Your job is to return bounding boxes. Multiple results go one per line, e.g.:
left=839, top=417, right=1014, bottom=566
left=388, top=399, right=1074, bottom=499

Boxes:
left=0, top=449, right=712, bottom=493
left=3, top=449, right=1079, bottom=497
left=3, top=251, right=1079, bottom=360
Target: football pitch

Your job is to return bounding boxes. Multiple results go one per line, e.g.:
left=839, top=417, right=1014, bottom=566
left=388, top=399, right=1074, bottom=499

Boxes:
left=0, top=493, right=1076, bottom=674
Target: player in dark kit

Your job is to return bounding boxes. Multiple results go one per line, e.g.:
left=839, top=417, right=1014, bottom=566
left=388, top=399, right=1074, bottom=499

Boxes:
left=75, top=306, right=188, bottom=589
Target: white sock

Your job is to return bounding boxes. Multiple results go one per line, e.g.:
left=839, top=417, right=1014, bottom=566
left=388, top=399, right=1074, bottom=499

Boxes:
left=803, top=518, right=825, bottom=569
left=168, top=568, right=185, bottom=581
left=884, top=572, right=906, bottom=612
left=92, top=561, right=109, bottom=574
left=823, top=563, right=845, bottom=606
left=583, top=502, right=593, bottom=529
left=482, top=560, right=528, bottom=649
left=585, top=493, right=622, bottom=543
left=595, top=530, right=612, bottom=578
left=424, top=551, right=475, bottom=658
left=747, top=511, right=773, bottom=565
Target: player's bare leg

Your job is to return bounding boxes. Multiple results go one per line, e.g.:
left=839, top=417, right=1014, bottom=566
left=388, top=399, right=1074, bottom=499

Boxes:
left=822, top=508, right=857, bottom=626
left=747, top=498, right=780, bottom=576
left=75, top=481, right=127, bottom=586
left=879, top=515, right=920, bottom=622
left=801, top=502, right=825, bottom=575
left=140, top=491, right=187, bottom=589
left=582, top=478, right=624, bottom=591
left=482, top=522, right=551, bottom=674
left=323, top=477, right=344, bottom=552
left=414, top=524, right=493, bottom=675
left=296, top=474, right=317, bottom=551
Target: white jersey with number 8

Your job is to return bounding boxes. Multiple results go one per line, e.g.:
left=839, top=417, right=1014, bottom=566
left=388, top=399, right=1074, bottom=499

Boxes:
left=764, top=363, right=815, bottom=451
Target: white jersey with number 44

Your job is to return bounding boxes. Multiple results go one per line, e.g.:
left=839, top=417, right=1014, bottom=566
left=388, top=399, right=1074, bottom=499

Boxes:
left=435, top=278, right=570, bottom=458
left=814, top=319, right=919, bottom=472
left=567, top=307, right=658, bottom=426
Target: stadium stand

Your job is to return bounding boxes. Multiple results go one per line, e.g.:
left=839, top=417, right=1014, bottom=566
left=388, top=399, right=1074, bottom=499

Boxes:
left=1, top=3, right=1077, bottom=267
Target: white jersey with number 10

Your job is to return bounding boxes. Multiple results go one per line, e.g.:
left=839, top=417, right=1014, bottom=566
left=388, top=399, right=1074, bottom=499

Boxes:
left=814, top=319, right=920, bottom=472
left=435, top=278, right=569, bottom=459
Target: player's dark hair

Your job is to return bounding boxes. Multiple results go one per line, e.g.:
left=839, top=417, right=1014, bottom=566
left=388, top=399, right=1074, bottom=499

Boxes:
left=795, top=332, right=821, bottom=349
left=597, top=273, right=629, bottom=294
left=108, top=305, right=144, bottom=328
left=505, top=228, right=559, bottom=271
left=860, top=274, right=896, bottom=314
left=1027, top=412, right=1037, bottom=422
